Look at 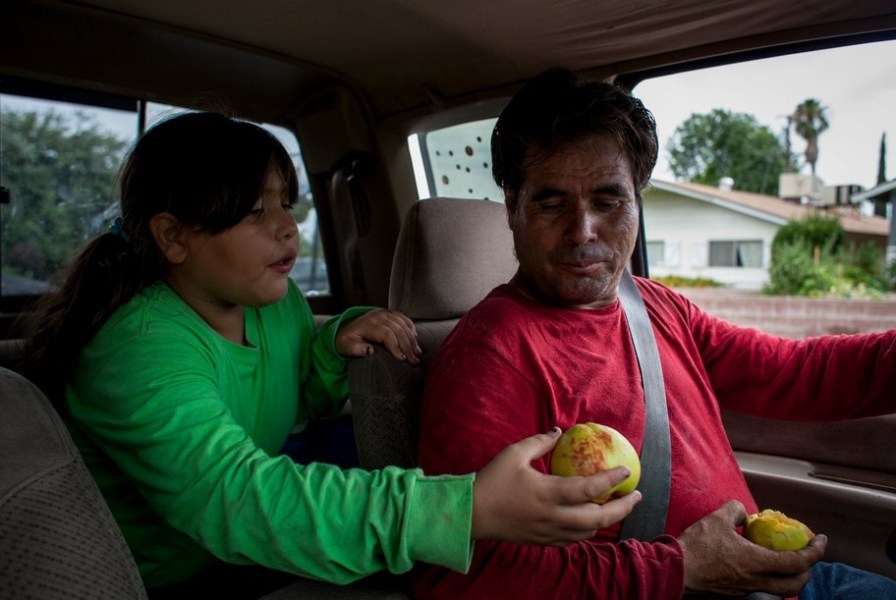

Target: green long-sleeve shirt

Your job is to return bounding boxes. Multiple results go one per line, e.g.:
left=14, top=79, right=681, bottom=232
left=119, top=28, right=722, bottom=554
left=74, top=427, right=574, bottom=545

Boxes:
left=66, top=280, right=473, bottom=588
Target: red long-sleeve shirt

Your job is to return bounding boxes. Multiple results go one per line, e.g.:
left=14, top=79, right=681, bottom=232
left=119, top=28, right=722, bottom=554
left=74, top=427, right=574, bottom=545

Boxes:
left=411, top=277, right=895, bottom=599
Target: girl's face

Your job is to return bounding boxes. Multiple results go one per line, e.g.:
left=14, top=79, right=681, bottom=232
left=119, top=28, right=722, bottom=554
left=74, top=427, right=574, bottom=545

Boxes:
left=164, top=169, right=299, bottom=332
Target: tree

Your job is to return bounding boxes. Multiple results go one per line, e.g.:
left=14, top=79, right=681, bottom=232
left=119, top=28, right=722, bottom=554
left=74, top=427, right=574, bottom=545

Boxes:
left=791, top=98, right=829, bottom=176
left=878, top=132, right=887, bottom=185
left=0, top=109, right=128, bottom=282
left=667, top=109, right=789, bottom=194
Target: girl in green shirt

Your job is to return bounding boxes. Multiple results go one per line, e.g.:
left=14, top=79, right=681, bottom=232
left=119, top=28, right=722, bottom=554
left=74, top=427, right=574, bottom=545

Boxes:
left=19, top=112, right=640, bottom=596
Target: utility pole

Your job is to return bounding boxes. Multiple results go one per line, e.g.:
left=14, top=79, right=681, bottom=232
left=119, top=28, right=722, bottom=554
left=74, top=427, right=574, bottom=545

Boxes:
left=878, top=132, right=888, bottom=185
left=779, top=114, right=794, bottom=172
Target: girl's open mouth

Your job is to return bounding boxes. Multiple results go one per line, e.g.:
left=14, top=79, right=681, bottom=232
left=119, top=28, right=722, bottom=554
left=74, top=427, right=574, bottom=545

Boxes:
left=269, top=254, right=296, bottom=274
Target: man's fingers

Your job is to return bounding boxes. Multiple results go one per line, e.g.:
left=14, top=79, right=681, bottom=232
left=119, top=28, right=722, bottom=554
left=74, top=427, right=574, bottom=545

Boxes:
left=718, top=499, right=748, bottom=526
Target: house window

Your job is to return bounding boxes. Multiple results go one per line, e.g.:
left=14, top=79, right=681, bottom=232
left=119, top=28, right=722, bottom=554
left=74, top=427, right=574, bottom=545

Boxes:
left=708, top=240, right=763, bottom=267
left=646, top=241, right=664, bottom=267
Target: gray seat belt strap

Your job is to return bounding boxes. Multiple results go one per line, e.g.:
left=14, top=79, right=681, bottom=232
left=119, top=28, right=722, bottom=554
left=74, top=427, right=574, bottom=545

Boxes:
left=617, top=268, right=672, bottom=541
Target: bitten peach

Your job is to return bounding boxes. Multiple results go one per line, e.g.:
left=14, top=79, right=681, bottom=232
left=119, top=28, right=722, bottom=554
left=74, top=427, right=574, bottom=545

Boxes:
left=744, top=509, right=815, bottom=551
left=550, top=423, right=641, bottom=504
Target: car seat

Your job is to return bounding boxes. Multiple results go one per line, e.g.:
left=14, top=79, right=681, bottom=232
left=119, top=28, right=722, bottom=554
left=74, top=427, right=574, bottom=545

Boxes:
left=349, top=197, right=517, bottom=469
left=0, top=366, right=149, bottom=599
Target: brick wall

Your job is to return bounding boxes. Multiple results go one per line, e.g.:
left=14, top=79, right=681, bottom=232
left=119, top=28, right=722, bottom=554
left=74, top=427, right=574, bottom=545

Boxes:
left=674, top=288, right=896, bottom=338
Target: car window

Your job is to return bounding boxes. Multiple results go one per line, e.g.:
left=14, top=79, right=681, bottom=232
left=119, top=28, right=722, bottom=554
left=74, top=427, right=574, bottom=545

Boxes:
left=412, top=118, right=502, bottom=202
left=631, top=40, right=895, bottom=335
left=0, top=91, right=329, bottom=304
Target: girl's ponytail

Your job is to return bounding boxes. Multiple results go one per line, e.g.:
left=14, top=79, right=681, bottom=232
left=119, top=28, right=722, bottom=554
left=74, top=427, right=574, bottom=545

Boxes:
left=16, top=222, right=149, bottom=401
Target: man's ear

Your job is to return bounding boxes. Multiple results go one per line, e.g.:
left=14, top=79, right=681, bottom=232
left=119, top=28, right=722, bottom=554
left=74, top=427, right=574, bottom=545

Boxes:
left=149, top=212, right=189, bottom=264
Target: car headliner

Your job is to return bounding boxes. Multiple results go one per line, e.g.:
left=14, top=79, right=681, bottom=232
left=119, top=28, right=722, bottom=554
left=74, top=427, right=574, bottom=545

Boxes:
left=3, top=0, right=896, bottom=124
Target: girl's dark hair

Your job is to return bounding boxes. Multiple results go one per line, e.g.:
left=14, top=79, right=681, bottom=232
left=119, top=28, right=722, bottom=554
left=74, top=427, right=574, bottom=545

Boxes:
left=17, top=112, right=298, bottom=398
left=491, top=68, right=658, bottom=199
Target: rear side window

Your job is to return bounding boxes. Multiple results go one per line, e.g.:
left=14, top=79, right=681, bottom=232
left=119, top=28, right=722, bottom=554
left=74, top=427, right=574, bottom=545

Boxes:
left=0, top=93, right=133, bottom=299
left=0, top=87, right=328, bottom=306
left=411, top=118, right=502, bottom=202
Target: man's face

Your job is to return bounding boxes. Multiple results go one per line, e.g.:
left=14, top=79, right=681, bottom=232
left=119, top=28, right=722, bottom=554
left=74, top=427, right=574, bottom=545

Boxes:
left=506, top=134, right=640, bottom=309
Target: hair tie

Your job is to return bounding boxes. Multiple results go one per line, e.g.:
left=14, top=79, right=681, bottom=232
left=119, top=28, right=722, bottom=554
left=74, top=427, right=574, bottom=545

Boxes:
left=109, top=217, right=132, bottom=243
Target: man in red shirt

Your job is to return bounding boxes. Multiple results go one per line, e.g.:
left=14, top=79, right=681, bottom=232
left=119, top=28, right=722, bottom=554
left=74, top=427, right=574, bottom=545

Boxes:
left=410, top=68, right=896, bottom=599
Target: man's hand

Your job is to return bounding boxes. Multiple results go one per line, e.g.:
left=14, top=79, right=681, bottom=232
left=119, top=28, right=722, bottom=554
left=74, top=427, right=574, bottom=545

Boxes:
left=678, top=500, right=827, bottom=597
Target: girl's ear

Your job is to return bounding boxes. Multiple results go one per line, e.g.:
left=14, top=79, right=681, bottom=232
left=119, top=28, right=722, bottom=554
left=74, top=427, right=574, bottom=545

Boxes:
left=149, top=212, right=189, bottom=264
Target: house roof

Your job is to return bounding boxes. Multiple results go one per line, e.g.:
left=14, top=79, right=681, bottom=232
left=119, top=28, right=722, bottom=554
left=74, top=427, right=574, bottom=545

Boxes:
left=648, top=179, right=889, bottom=237
left=850, top=179, right=896, bottom=202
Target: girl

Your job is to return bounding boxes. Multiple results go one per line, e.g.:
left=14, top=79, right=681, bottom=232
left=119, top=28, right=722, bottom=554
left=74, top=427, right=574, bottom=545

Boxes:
left=17, top=112, right=639, bottom=596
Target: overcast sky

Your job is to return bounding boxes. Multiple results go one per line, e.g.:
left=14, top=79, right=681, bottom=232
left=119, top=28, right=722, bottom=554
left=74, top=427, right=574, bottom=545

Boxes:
left=634, top=39, right=896, bottom=191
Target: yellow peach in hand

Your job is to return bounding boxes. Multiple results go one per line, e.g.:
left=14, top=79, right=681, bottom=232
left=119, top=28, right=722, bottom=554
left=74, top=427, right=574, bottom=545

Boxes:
left=550, top=423, right=641, bottom=504
left=744, top=509, right=815, bottom=551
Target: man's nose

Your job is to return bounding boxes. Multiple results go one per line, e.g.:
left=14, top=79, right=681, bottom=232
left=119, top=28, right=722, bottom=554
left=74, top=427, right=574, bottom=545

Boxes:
left=565, top=206, right=598, bottom=245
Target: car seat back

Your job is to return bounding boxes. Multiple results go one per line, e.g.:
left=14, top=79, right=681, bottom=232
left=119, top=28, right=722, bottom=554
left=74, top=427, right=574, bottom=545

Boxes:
left=0, top=366, right=148, bottom=599
left=349, top=198, right=517, bottom=469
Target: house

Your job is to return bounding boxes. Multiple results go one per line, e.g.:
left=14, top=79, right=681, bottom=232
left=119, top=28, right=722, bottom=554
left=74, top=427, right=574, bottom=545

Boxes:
left=850, top=179, right=896, bottom=263
left=643, top=179, right=890, bottom=290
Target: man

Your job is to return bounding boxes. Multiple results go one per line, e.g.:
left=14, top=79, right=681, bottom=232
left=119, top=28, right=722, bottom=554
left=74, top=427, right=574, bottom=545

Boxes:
left=410, top=68, right=896, bottom=599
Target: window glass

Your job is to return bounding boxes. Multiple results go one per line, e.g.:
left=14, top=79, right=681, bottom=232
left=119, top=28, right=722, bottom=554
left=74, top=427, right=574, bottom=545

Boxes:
left=0, top=94, right=328, bottom=299
left=635, top=40, right=895, bottom=304
left=646, top=241, right=665, bottom=267
left=708, top=240, right=763, bottom=268
left=0, top=94, right=135, bottom=297
left=414, top=118, right=503, bottom=202
left=258, top=121, right=328, bottom=296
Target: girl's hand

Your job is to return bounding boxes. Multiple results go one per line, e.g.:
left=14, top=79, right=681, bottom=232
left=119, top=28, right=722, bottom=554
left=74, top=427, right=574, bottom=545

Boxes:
left=471, top=427, right=642, bottom=545
left=335, top=308, right=422, bottom=364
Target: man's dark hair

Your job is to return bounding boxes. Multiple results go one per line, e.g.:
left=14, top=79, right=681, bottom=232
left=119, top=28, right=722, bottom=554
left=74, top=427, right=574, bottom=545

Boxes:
left=491, top=68, right=658, bottom=198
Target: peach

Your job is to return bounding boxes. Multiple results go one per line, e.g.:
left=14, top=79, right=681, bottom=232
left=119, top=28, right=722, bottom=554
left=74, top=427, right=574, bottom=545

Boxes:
left=744, top=509, right=815, bottom=551
left=550, top=422, right=641, bottom=504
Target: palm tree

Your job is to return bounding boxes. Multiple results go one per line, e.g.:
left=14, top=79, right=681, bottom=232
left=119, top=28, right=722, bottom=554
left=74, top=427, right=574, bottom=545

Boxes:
left=792, top=98, right=829, bottom=175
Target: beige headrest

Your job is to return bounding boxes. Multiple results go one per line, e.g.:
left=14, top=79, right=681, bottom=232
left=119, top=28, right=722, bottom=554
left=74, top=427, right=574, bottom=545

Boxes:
left=388, top=198, right=518, bottom=319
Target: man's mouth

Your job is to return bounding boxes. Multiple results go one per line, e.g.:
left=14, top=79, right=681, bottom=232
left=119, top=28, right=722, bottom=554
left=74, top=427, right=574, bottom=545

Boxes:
left=559, top=260, right=603, bottom=274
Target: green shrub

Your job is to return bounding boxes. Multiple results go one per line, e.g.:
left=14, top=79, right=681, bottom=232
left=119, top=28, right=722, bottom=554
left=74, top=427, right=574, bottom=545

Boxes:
left=887, top=259, right=896, bottom=291
left=771, top=214, right=844, bottom=256
left=766, top=214, right=888, bottom=298
left=764, top=240, right=837, bottom=296
left=653, top=275, right=723, bottom=288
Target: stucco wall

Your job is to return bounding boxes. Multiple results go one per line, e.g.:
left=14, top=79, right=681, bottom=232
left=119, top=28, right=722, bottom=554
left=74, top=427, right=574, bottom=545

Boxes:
left=643, top=190, right=780, bottom=290
left=676, top=288, right=896, bottom=338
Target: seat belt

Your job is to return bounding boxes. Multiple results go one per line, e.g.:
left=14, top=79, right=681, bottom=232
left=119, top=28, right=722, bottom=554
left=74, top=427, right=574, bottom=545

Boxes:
left=616, top=268, right=672, bottom=541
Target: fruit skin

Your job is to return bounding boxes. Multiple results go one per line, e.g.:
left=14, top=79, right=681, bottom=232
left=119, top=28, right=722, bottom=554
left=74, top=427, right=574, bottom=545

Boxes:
left=550, top=422, right=641, bottom=504
left=744, top=509, right=815, bottom=551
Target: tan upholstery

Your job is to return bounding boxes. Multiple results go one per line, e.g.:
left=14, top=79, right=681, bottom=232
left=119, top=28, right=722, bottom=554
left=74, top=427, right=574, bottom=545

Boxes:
left=389, top=197, right=517, bottom=320
left=0, top=366, right=148, bottom=599
left=350, top=198, right=517, bottom=470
